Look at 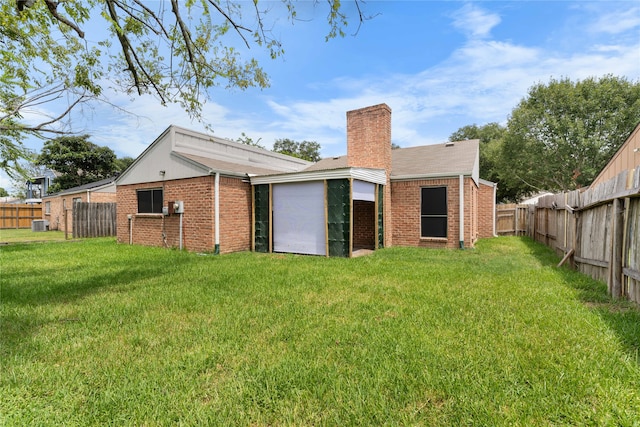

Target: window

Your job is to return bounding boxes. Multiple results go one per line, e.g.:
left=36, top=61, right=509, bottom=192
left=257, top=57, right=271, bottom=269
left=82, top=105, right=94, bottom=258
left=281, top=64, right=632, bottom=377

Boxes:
left=137, top=188, right=163, bottom=213
left=421, top=187, right=447, bottom=238
left=45, top=201, right=51, bottom=215
left=73, top=197, right=82, bottom=205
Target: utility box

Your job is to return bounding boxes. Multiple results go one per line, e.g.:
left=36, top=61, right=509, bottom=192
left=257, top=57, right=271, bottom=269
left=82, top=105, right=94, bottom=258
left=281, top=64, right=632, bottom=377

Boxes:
left=32, top=219, right=49, bottom=232
left=173, top=201, right=184, bottom=214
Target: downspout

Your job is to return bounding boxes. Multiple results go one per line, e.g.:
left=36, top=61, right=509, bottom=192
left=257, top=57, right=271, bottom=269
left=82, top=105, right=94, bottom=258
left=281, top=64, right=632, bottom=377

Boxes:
left=459, top=174, right=465, bottom=249
left=179, top=210, right=183, bottom=250
left=214, top=172, right=220, bottom=255
left=128, top=214, right=133, bottom=245
left=493, top=182, right=498, bottom=237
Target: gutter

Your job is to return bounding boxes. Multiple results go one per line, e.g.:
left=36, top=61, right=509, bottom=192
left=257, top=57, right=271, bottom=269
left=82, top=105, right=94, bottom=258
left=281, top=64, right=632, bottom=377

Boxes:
left=214, top=172, right=220, bottom=254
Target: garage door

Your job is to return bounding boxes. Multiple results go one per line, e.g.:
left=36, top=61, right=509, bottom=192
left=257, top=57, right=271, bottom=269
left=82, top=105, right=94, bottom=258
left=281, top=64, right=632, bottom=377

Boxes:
left=272, top=181, right=326, bottom=255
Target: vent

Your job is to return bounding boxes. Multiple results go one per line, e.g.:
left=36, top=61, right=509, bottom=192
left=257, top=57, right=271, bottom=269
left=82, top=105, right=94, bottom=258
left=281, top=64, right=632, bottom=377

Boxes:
left=445, top=142, right=455, bottom=147
left=32, top=219, right=49, bottom=232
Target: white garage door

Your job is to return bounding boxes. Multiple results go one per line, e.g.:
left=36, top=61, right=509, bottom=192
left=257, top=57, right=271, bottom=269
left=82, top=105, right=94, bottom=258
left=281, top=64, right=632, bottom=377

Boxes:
left=272, top=181, right=326, bottom=255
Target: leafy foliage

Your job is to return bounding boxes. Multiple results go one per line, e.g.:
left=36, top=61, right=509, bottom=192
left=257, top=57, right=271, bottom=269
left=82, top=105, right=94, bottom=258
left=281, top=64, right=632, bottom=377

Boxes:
left=0, top=187, right=8, bottom=197
left=236, top=132, right=265, bottom=149
left=273, top=138, right=321, bottom=162
left=1, top=0, right=368, bottom=178
left=499, top=75, right=640, bottom=194
left=36, top=135, right=117, bottom=192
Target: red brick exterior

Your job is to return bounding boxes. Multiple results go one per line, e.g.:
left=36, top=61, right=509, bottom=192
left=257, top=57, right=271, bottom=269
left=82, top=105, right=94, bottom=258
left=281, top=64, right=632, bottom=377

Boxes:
left=43, top=190, right=116, bottom=233
left=478, top=182, right=496, bottom=238
left=116, top=175, right=251, bottom=254
left=353, top=200, right=375, bottom=249
left=391, top=177, right=479, bottom=249
left=346, top=104, right=393, bottom=247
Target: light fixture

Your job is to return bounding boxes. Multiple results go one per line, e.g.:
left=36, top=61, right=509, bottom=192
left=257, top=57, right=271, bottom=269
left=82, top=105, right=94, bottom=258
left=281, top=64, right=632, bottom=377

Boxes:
left=159, top=170, right=166, bottom=176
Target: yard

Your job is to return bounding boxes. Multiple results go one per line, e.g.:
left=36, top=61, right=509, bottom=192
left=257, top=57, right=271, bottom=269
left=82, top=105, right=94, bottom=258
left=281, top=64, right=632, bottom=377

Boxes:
left=1, top=237, right=639, bottom=425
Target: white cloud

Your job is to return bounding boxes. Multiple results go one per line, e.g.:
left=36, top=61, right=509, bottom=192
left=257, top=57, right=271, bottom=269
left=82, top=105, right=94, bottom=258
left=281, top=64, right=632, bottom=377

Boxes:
left=450, top=3, right=501, bottom=39
left=590, top=7, right=640, bottom=34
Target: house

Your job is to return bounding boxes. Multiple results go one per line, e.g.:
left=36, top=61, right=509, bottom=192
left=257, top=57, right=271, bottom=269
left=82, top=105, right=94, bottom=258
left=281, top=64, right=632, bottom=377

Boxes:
left=116, top=104, right=496, bottom=255
left=42, top=177, right=117, bottom=233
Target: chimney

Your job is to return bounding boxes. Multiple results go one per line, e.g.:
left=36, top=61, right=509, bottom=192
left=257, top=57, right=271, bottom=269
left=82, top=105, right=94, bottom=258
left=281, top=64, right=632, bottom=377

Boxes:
left=346, top=103, right=393, bottom=248
left=346, top=104, right=392, bottom=175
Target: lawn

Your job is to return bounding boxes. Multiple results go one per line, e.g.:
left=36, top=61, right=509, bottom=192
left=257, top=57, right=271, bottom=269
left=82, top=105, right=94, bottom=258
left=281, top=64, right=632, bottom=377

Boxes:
left=0, top=228, right=66, bottom=243
left=1, top=237, right=639, bottom=426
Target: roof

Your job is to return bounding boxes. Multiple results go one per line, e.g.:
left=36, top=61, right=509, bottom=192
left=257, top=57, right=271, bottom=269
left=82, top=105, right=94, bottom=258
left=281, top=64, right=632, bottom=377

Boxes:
left=391, top=139, right=479, bottom=179
left=303, top=139, right=480, bottom=180
left=117, top=125, right=312, bottom=186
left=174, top=152, right=288, bottom=176
left=44, top=177, right=117, bottom=198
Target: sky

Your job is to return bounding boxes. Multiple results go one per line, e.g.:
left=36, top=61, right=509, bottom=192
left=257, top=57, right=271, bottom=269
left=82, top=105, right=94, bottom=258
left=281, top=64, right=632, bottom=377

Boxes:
left=3, top=0, right=640, bottom=192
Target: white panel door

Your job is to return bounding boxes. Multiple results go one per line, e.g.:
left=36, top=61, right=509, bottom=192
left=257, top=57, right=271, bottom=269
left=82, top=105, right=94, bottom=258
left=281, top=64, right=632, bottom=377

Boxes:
left=272, top=181, right=326, bottom=255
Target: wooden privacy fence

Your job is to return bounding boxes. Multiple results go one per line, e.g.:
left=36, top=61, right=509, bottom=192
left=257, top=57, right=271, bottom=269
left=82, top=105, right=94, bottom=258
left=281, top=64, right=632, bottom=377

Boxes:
left=0, top=204, right=42, bottom=229
left=72, top=202, right=117, bottom=238
left=530, top=168, right=640, bottom=304
left=496, top=204, right=530, bottom=236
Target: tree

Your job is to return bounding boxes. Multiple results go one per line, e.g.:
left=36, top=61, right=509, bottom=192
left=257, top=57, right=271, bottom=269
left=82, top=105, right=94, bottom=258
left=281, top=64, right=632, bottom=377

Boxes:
left=449, top=122, right=519, bottom=201
left=273, top=138, right=321, bottom=162
left=1, top=0, right=370, bottom=178
left=0, top=187, right=8, bottom=197
left=236, top=132, right=264, bottom=149
left=36, top=135, right=117, bottom=192
left=114, top=156, right=135, bottom=174
left=499, top=75, right=640, bottom=196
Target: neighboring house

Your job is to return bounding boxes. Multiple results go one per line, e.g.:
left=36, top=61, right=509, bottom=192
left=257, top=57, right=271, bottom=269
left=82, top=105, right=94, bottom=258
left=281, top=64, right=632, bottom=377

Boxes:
left=590, top=122, right=640, bottom=189
left=116, top=104, right=496, bottom=255
left=42, top=177, right=117, bottom=233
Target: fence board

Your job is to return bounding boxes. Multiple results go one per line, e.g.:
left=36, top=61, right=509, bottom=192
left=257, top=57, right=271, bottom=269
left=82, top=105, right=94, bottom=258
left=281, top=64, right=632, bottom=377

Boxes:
left=496, top=168, right=639, bottom=304
left=72, top=202, right=116, bottom=238
left=0, top=204, right=43, bottom=229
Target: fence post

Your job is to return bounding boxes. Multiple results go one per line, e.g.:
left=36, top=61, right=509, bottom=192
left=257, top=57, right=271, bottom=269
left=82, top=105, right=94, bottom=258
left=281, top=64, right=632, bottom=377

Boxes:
left=610, top=198, right=624, bottom=299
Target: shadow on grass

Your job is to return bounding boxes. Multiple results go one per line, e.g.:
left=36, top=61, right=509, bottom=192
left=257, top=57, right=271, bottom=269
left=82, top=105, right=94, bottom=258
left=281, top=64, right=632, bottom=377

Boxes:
left=1, top=242, right=197, bottom=359
left=519, top=236, right=640, bottom=364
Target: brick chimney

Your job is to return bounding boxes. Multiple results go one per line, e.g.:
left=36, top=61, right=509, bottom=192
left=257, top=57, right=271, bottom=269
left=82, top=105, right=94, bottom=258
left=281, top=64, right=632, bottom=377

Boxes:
left=346, top=103, right=392, bottom=175
left=346, top=103, right=392, bottom=247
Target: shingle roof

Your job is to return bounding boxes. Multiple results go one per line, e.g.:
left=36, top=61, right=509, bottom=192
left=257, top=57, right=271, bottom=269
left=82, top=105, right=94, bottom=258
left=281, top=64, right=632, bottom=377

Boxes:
left=50, top=177, right=116, bottom=196
left=302, top=139, right=479, bottom=178
left=175, top=152, right=286, bottom=176
left=391, top=139, right=479, bottom=178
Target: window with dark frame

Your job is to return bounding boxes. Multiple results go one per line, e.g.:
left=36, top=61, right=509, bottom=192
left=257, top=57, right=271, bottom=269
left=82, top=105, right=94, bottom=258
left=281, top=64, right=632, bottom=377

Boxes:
left=421, top=187, right=447, bottom=238
left=137, top=188, right=163, bottom=214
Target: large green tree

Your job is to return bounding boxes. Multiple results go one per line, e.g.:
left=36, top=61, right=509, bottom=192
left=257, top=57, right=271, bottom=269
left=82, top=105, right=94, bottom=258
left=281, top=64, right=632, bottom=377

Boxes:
left=36, top=135, right=117, bottom=192
left=273, top=138, right=322, bottom=162
left=449, top=122, right=518, bottom=202
left=1, top=0, right=369, bottom=178
left=499, top=75, right=640, bottom=195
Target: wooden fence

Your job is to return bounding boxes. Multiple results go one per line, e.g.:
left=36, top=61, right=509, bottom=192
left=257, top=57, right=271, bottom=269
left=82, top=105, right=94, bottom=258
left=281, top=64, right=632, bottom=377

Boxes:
left=496, top=203, right=530, bottom=236
left=514, top=168, right=639, bottom=304
left=0, top=204, right=43, bottom=229
left=72, top=202, right=117, bottom=238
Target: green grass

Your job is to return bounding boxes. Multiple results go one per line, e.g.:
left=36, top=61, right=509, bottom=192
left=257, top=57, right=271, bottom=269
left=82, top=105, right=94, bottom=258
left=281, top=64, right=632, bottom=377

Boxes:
left=0, top=228, right=66, bottom=243
left=1, top=237, right=639, bottom=426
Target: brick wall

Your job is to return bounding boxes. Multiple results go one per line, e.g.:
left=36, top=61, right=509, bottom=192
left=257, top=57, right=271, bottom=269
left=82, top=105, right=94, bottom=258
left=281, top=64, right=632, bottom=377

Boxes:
left=391, top=177, right=478, bottom=249
left=478, top=182, right=496, bottom=238
left=346, top=104, right=393, bottom=247
left=218, top=176, right=252, bottom=253
left=43, top=191, right=116, bottom=233
left=353, top=200, right=375, bottom=249
left=117, top=175, right=251, bottom=253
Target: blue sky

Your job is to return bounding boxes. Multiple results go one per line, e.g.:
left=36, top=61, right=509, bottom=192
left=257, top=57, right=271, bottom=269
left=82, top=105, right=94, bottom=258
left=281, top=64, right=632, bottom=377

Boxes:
left=3, top=0, right=640, bottom=191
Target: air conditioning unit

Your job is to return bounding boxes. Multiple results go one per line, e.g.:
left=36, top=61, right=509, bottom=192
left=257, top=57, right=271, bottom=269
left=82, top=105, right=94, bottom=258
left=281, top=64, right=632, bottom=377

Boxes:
left=32, top=219, right=49, bottom=232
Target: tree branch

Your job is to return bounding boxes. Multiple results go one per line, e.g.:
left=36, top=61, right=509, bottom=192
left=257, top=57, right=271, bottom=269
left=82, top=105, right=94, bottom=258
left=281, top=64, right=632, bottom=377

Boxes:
left=43, top=0, right=85, bottom=38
